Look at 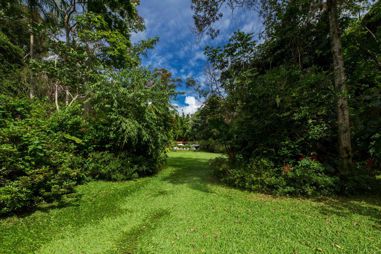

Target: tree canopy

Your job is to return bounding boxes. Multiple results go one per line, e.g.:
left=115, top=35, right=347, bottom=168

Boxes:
left=191, top=0, right=380, bottom=195
left=0, top=0, right=177, bottom=215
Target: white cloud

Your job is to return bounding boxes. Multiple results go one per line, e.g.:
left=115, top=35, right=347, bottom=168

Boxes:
left=242, top=21, right=256, bottom=33
left=194, top=50, right=207, bottom=61
left=219, top=17, right=231, bottom=30
left=136, top=0, right=263, bottom=103
left=176, top=96, right=203, bottom=115
left=131, top=30, right=147, bottom=43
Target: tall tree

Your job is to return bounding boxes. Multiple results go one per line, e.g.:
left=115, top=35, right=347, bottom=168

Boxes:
left=326, top=0, right=352, bottom=174
left=24, top=0, right=58, bottom=98
left=27, top=0, right=39, bottom=98
left=191, top=0, right=363, bottom=173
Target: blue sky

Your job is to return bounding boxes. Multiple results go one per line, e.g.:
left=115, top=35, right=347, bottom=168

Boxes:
left=131, top=0, right=262, bottom=114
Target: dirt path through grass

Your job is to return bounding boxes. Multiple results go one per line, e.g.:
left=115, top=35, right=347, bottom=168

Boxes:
left=1, top=152, right=380, bottom=253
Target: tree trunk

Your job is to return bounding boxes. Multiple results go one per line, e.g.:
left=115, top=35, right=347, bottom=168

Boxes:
left=29, top=32, right=35, bottom=99
left=327, top=0, right=352, bottom=174
left=64, top=14, right=70, bottom=45
left=65, top=88, right=69, bottom=106
left=55, top=83, right=60, bottom=112
left=28, top=0, right=36, bottom=99
left=64, top=13, right=71, bottom=105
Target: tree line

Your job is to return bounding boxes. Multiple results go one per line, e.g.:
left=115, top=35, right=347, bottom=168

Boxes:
left=190, top=0, right=380, bottom=195
left=0, top=0, right=177, bottom=215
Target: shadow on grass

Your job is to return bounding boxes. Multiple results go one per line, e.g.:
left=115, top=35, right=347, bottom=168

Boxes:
left=166, top=155, right=381, bottom=230
left=165, top=155, right=381, bottom=230
left=316, top=195, right=381, bottom=230
left=0, top=194, right=82, bottom=220
left=0, top=180, right=150, bottom=254
left=162, top=156, right=218, bottom=193
left=49, top=180, right=148, bottom=226
left=315, top=177, right=381, bottom=230
left=111, top=209, right=170, bottom=254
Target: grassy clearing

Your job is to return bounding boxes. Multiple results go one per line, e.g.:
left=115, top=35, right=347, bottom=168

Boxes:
left=1, top=151, right=380, bottom=253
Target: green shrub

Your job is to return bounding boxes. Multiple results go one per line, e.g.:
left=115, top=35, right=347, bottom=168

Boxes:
left=0, top=66, right=175, bottom=215
left=0, top=181, right=33, bottom=215
left=281, top=159, right=338, bottom=196
left=338, top=162, right=381, bottom=195
left=84, top=152, right=138, bottom=181
left=199, top=139, right=225, bottom=153
left=85, top=69, right=173, bottom=177
left=211, top=157, right=285, bottom=193
left=0, top=95, right=32, bottom=126
left=211, top=157, right=338, bottom=196
left=211, top=157, right=231, bottom=179
left=48, top=104, right=88, bottom=149
left=0, top=98, right=84, bottom=215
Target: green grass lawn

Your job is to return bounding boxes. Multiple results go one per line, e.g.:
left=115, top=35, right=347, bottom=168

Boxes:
left=1, top=151, right=380, bottom=253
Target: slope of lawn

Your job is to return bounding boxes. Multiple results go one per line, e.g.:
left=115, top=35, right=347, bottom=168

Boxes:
left=0, top=151, right=380, bottom=254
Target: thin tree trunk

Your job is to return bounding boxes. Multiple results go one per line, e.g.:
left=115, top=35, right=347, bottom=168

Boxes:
left=64, top=14, right=70, bottom=45
left=297, top=46, right=302, bottom=69
left=65, top=88, right=69, bottom=106
left=327, top=0, right=352, bottom=174
left=55, top=83, right=60, bottom=112
left=68, top=94, right=79, bottom=106
left=29, top=32, right=35, bottom=99
left=29, top=3, right=35, bottom=99
left=64, top=11, right=71, bottom=105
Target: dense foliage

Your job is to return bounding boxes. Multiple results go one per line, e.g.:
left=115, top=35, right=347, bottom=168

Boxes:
left=193, top=1, right=380, bottom=195
left=0, top=1, right=176, bottom=215
left=0, top=97, right=84, bottom=214
left=173, top=113, right=194, bottom=142
left=1, top=0, right=380, bottom=216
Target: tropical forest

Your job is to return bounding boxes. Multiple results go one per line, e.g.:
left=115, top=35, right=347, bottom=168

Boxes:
left=0, top=0, right=380, bottom=253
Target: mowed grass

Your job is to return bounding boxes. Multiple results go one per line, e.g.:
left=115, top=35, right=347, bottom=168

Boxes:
left=1, top=152, right=380, bottom=254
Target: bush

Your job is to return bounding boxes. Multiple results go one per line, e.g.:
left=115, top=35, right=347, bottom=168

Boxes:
left=337, top=162, right=381, bottom=195
left=0, top=181, right=33, bottom=215
left=211, top=157, right=338, bottom=196
left=211, top=157, right=286, bottom=193
left=199, top=139, right=225, bottom=153
left=84, top=152, right=138, bottom=181
left=0, top=67, right=175, bottom=215
left=0, top=98, right=84, bottom=215
left=86, top=70, right=172, bottom=177
left=280, top=159, right=338, bottom=196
